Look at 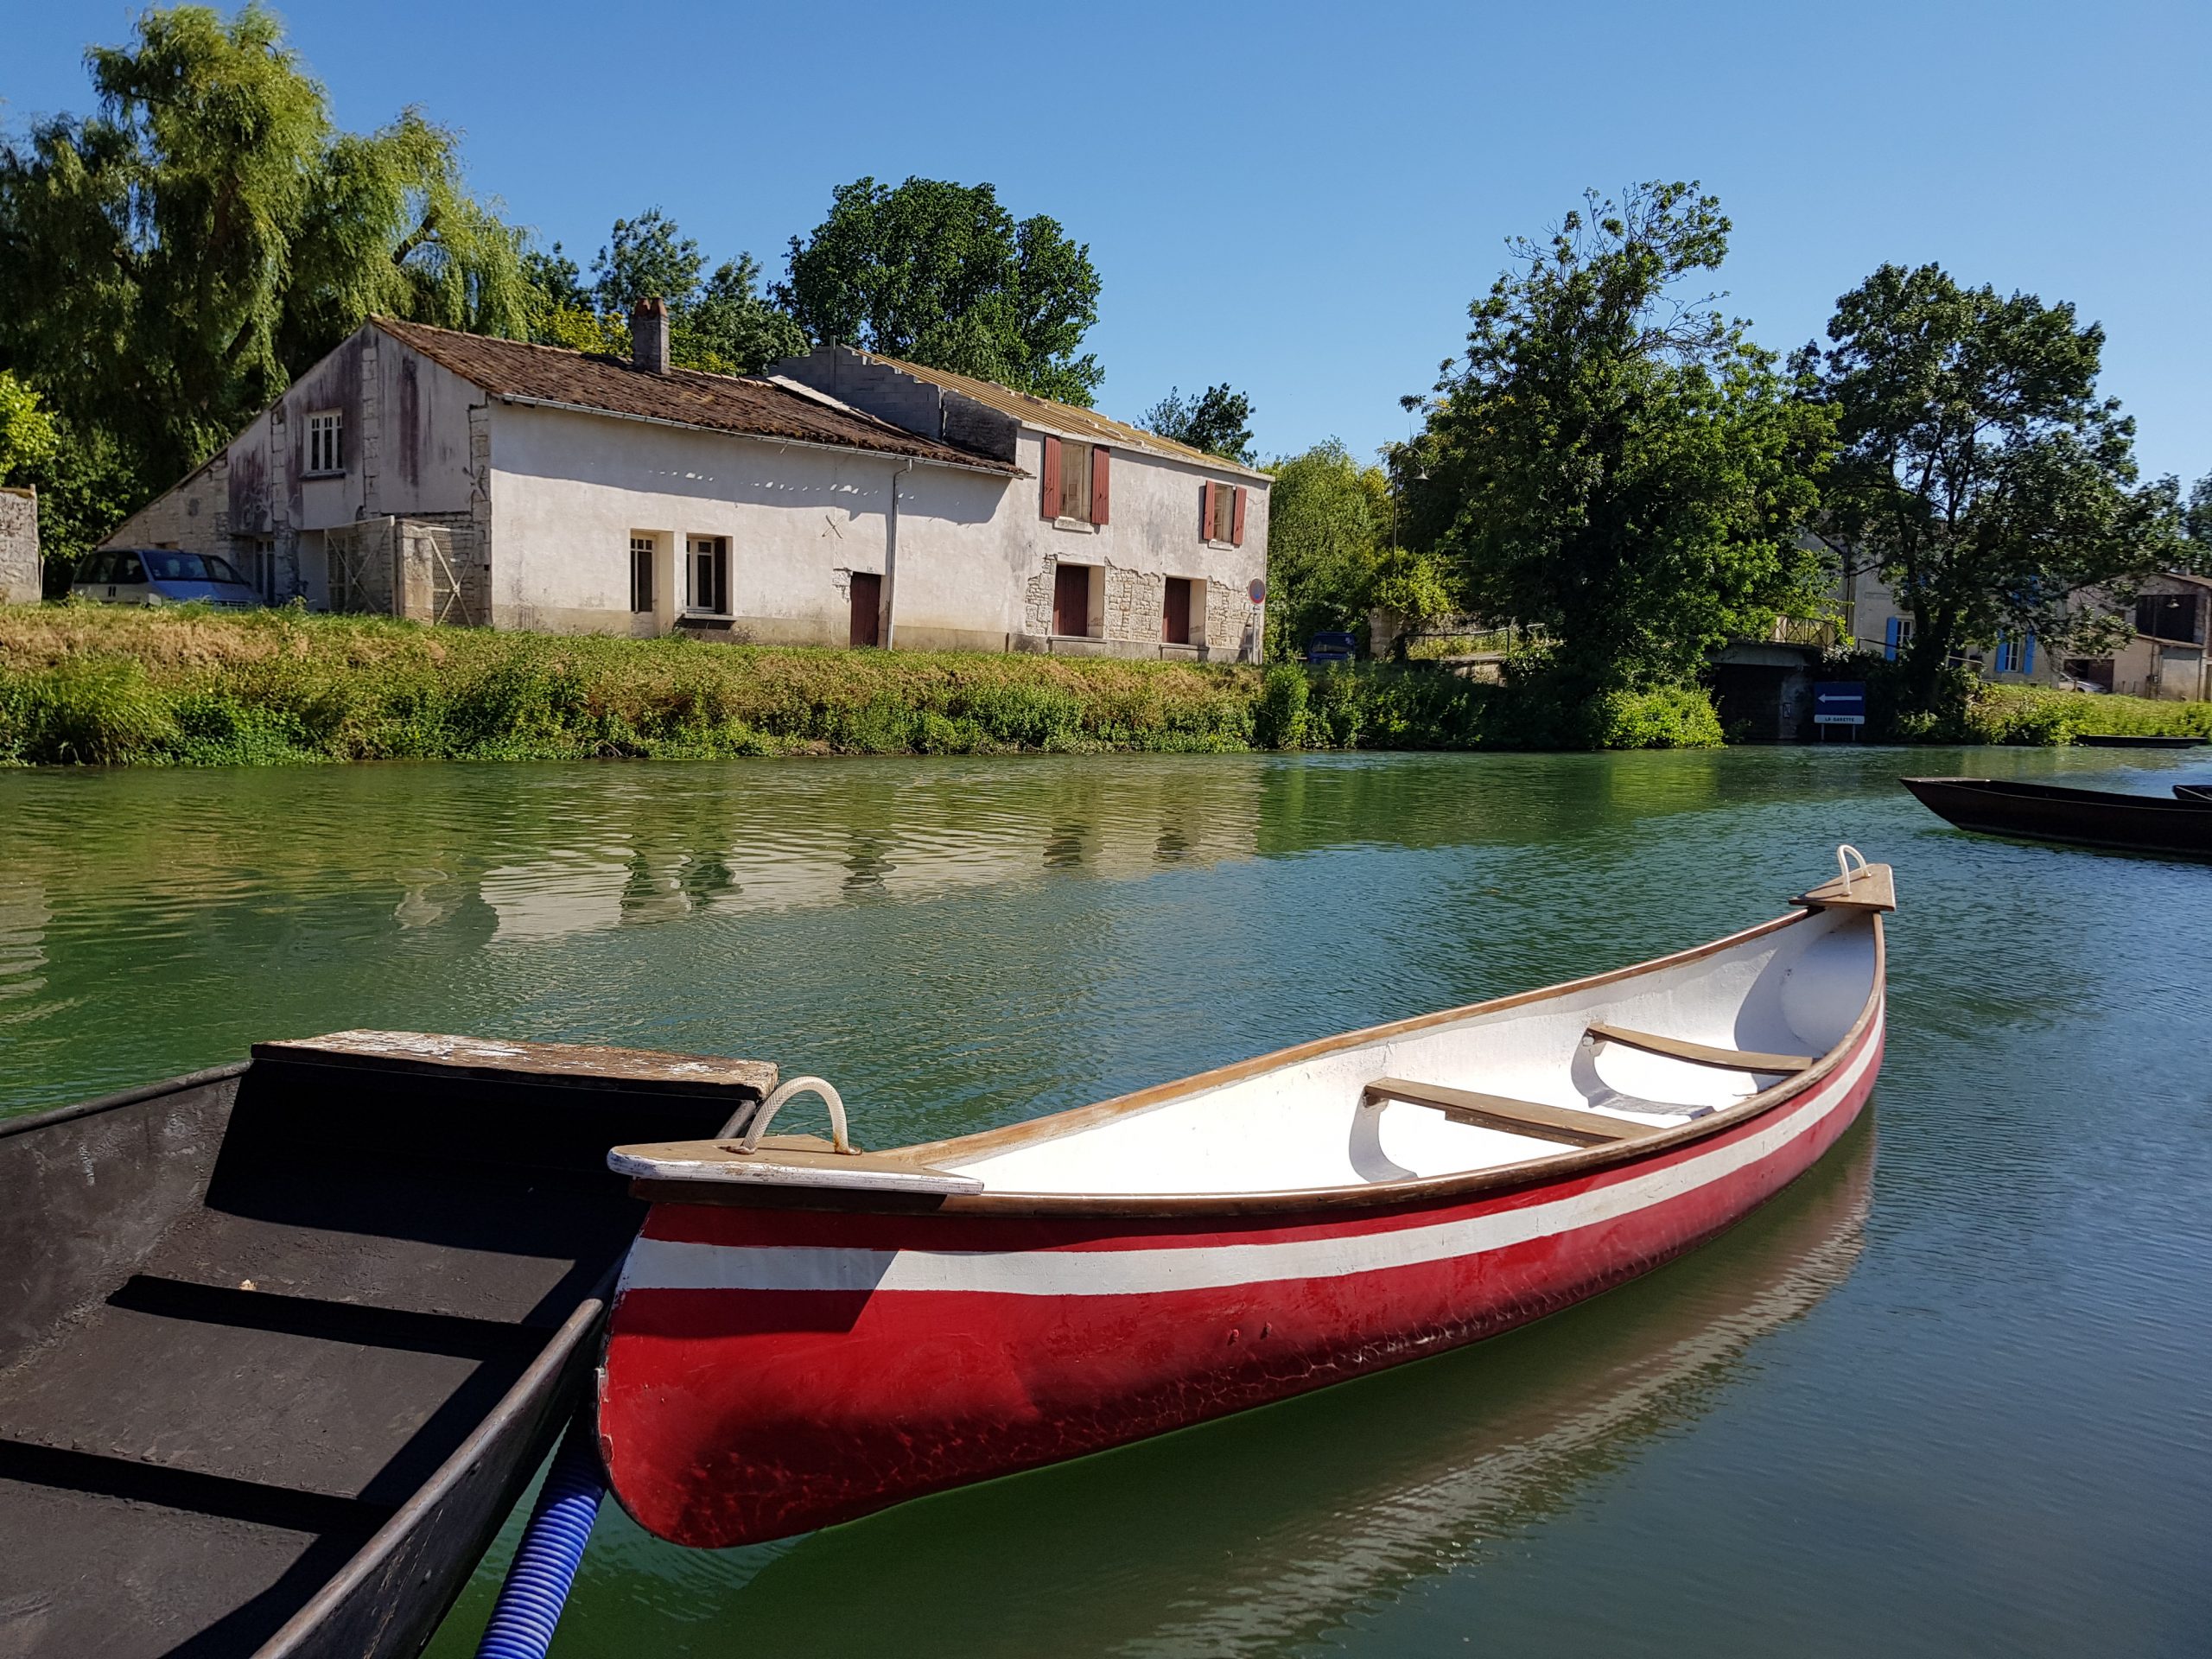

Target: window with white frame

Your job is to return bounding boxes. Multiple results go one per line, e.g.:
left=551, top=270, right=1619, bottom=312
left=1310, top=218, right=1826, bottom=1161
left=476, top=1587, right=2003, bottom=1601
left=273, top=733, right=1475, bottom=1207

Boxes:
left=629, top=536, right=656, bottom=614
left=687, top=537, right=728, bottom=615
left=306, top=410, right=344, bottom=475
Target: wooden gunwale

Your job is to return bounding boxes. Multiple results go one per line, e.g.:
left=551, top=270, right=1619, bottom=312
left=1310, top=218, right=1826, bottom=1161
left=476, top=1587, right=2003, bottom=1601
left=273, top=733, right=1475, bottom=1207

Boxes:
left=253, top=1279, right=613, bottom=1658
left=635, top=907, right=1885, bottom=1220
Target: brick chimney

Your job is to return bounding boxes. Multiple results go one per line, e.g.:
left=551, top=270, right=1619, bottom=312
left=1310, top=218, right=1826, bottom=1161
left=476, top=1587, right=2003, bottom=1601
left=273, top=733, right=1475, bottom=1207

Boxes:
left=631, top=296, right=671, bottom=373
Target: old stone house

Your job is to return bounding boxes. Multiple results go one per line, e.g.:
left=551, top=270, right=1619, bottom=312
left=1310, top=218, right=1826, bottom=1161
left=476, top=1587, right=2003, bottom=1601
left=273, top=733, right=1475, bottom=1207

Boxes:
left=100, top=307, right=1270, bottom=659
left=1834, top=554, right=2210, bottom=701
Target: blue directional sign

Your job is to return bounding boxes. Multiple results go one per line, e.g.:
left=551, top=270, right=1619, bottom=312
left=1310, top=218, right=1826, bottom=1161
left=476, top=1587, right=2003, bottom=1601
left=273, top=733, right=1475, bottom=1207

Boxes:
left=1814, top=682, right=1866, bottom=725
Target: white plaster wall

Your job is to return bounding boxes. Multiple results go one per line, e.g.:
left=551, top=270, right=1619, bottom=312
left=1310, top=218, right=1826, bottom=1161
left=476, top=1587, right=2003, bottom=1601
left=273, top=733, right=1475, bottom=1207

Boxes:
left=490, top=403, right=1007, bottom=641
left=488, top=409, right=1269, bottom=652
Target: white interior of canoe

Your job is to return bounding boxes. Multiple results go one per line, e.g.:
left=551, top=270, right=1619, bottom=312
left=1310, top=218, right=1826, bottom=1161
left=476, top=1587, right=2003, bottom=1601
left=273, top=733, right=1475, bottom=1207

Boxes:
left=611, top=906, right=1878, bottom=1199
left=934, top=907, right=1874, bottom=1196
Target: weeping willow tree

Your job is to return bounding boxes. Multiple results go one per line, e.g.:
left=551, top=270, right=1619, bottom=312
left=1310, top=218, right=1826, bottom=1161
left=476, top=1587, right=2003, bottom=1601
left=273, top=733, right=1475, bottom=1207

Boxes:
left=0, top=3, right=530, bottom=493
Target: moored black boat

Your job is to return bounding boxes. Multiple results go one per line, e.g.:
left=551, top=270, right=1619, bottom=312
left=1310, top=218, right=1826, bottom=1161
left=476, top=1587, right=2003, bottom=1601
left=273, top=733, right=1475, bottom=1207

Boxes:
left=2175, top=783, right=2212, bottom=802
left=2072, top=733, right=2205, bottom=749
left=0, top=1033, right=771, bottom=1659
left=1901, top=776, right=2212, bottom=860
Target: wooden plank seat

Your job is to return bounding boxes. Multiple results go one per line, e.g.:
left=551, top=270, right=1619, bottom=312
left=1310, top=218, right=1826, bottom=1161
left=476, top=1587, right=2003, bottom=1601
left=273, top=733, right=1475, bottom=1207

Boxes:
left=1586, top=1023, right=1814, bottom=1075
left=1363, top=1077, right=1672, bottom=1147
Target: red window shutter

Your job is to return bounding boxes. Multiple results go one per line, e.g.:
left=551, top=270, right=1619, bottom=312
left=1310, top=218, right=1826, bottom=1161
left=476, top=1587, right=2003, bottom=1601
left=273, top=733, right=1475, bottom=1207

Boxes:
left=1091, top=447, right=1110, bottom=526
left=1040, top=435, right=1061, bottom=519
left=1201, top=481, right=1217, bottom=541
left=1230, top=486, right=1248, bottom=546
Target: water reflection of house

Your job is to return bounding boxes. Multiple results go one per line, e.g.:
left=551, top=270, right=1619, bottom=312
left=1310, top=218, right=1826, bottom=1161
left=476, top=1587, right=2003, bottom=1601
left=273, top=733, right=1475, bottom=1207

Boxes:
left=474, top=767, right=1266, bottom=944
left=97, top=311, right=1269, bottom=661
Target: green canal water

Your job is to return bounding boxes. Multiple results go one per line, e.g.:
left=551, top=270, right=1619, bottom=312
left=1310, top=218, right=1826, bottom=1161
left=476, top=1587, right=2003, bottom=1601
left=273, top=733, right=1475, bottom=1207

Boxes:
left=3, top=747, right=2209, bottom=1656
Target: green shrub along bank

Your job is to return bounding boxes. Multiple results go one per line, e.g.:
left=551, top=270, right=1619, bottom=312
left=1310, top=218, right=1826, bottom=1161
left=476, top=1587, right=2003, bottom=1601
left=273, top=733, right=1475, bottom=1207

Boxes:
left=1830, top=652, right=2212, bottom=745
left=0, top=607, right=1735, bottom=766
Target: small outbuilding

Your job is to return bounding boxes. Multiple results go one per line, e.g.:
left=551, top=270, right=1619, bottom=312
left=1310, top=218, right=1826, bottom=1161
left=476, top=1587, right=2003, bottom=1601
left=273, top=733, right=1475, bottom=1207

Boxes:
left=103, top=307, right=1270, bottom=660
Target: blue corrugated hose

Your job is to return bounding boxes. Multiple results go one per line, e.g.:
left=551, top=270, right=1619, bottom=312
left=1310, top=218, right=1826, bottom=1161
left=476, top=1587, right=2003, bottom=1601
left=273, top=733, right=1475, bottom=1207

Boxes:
left=475, top=1410, right=605, bottom=1659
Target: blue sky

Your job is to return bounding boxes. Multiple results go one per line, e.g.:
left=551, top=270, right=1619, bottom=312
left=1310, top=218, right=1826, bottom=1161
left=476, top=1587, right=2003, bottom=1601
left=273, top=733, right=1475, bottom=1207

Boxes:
left=6, top=0, right=2208, bottom=483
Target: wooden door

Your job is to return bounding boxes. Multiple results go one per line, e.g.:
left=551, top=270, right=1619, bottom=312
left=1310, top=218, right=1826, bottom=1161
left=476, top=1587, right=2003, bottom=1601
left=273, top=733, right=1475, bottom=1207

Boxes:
left=849, top=572, right=882, bottom=648
left=1053, top=563, right=1090, bottom=638
left=1162, top=578, right=1192, bottom=645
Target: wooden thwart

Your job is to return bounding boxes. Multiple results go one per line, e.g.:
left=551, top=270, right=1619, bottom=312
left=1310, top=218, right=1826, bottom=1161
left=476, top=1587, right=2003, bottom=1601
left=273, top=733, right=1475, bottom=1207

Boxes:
left=1586, top=1023, right=1813, bottom=1075
left=1363, top=1077, right=1669, bottom=1147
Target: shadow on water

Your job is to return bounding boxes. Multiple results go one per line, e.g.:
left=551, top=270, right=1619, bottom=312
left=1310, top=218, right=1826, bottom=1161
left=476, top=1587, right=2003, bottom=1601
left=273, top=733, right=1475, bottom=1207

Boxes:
left=427, top=1117, right=1875, bottom=1658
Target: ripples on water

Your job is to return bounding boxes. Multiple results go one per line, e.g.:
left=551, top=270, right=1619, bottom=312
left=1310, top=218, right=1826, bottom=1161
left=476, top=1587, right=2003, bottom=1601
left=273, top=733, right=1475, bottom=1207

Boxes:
left=3, top=746, right=2209, bottom=1656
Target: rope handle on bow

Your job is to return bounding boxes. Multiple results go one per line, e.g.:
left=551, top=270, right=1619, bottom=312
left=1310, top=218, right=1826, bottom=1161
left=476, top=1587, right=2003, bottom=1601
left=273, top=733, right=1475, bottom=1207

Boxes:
left=735, top=1076, right=856, bottom=1155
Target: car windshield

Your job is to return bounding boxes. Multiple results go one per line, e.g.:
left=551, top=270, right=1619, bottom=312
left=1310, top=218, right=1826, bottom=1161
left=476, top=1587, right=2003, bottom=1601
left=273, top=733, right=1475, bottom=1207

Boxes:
left=141, top=551, right=245, bottom=584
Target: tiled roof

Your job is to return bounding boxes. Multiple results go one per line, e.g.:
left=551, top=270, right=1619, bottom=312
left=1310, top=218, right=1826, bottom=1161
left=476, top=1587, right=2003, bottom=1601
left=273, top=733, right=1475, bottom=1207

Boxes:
left=371, top=319, right=1015, bottom=474
left=859, top=353, right=1274, bottom=482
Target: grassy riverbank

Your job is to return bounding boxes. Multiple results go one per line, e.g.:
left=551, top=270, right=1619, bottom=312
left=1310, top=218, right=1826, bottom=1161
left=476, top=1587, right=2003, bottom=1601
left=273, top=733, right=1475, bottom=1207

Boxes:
left=0, top=606, right=1725, bottom=766
left=6, top=607, right=2198, bottom=766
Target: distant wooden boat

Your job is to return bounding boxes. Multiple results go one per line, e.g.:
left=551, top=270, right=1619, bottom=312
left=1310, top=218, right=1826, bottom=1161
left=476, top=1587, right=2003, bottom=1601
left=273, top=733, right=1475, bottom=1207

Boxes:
left=0, top=1033, right=768, bottom=1659
left=1902, top=775, right=2212, bottom=859
left=597, top=851, right=1895, bottom=1551
left=2073, top=733, right=2205, bottom=749
left=2176, top=783, right=2212, bottom=803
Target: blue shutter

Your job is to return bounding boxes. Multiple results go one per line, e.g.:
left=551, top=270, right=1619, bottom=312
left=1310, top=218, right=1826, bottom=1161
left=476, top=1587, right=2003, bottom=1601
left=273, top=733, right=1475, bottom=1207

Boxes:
left=1996, top=636, right=2012, bottom=673
left=2023, top=635, right=2035, bottom=675
left=1885, top=618, right=1900, bottom=661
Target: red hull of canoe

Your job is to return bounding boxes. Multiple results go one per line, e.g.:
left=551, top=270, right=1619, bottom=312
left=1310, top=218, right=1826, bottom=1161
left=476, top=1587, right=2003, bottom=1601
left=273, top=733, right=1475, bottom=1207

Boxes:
left=599, top=1012, right=1883, bottom=1549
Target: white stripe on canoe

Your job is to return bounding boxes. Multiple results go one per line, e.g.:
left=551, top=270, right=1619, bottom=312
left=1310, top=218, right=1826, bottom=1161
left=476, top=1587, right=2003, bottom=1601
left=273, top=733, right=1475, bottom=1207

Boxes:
left=619, top=1014, right=1880, bottom=1300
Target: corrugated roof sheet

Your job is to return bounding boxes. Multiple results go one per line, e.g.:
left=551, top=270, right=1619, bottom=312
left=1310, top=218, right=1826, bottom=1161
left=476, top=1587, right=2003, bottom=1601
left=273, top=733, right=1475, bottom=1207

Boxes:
left=371, top=319, right=1015, bottom=474
left=856, top=352, right=1274, bottom=482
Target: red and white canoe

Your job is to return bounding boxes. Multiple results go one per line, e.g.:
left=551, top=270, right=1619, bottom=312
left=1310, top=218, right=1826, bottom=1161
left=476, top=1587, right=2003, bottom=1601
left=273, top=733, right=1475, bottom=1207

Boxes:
left=598, top=849, right=1897, bottom=1550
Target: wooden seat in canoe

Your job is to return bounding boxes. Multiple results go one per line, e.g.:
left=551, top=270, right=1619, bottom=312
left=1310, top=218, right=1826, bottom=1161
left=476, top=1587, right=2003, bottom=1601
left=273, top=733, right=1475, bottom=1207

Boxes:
left=1586, top=1023, right=1814, bottom=1075
left=1362, top=1077, right=1671, bottom=1147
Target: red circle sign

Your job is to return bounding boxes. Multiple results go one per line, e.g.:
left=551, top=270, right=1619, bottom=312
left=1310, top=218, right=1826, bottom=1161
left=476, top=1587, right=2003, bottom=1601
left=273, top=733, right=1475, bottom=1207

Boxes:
left=1248, top=579, right=1268, bottom=605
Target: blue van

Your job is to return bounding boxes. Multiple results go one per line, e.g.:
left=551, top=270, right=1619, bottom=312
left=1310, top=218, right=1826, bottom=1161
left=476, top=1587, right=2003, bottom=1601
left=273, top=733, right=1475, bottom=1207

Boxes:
left=73, top=549, right=260, bottom=609
left=1303, top=630, right=1359, bottom=666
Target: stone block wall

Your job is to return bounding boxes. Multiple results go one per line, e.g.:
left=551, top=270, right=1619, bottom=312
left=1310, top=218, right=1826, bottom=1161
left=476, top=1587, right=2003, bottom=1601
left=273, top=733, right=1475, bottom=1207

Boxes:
left=0, top=487, right=38, bottom=603
left=1019, top=550, right=1261, bottom=661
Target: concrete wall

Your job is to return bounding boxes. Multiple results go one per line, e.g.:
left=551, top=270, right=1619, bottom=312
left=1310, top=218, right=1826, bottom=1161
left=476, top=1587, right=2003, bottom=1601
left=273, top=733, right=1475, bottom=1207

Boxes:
left=0, top=487, right=37, bottom=603
left=106, top=324, right=484, bottom=611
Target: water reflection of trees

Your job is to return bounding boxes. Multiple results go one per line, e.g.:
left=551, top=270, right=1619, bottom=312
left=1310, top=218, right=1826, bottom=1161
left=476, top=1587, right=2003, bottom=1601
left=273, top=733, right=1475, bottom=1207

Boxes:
left=568, top=1120, right=1873, bottom=1658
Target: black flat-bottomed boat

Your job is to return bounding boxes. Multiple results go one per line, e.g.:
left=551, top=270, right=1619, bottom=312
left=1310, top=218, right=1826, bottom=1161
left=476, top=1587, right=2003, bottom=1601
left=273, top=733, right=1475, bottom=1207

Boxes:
left=0, top=1033, right=772, bottom=1659
left=1901, top=776, right=2212, bottom=860
left=2071, top=733, right=2205, bottom=749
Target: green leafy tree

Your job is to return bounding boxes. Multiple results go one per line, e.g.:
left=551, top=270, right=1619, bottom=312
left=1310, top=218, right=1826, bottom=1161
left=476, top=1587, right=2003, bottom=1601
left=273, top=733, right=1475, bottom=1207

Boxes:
left=1403, top=182, right=1833, bottom=702
left=0, top=372, right=60, bottom=485
left=524, top=212, right=801, bottom=373
left=779, top=176, right=1103, bottom=404
left=1142, top=385, right=1256, bottom=464
left=1801, top=262, right=2183, bottom=712
left=0, top=3, right=528, bottom=492
left=682, top=254, right=805, bottom=374
left=1264, top=440, right=1403, bottom=658
left=592, top=209, right=707, bottom=315
left=2177, top=474, right=2212, bottom=574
